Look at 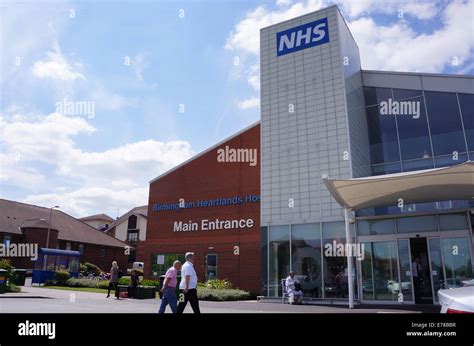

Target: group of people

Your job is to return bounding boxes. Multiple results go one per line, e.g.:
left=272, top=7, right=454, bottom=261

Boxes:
left=105, top=252, right=200, bottom=313
left=158, top=252, right=200, bottom=314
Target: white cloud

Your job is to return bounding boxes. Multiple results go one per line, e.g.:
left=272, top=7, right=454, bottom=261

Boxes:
left=238, top=97, right=260, bottom=109
left=277, top=0, right=294, bottom=7
left=91, top=85, right=138, bottom=111
left=0, top=112, right=195, bottom=216
left=335, top=0, right=439, bottom=20
left=226, top=0, right=474, bottom=94
left=225, top=0, right=324, bottom=55
left=23, top=186, right=149, bottom=219
left=0, top=152, right=45, bottom=188
left=247, top=64, right=260, bottom=91
left=32, top=42, right=85, bottom=81
left=131, top=52, right=149, bottom=82
left=349, top=0, right=474, bottom=72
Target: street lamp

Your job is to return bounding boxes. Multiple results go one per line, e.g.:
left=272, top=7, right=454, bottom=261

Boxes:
left=46, top=206, right=60, bottom=249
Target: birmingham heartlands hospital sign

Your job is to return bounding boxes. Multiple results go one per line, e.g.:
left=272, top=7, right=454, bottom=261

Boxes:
left=277, top=17, right=329, bottom=56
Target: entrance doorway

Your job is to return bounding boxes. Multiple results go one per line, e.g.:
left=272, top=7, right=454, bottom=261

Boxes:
left=409, top=237, right=433, bottom=304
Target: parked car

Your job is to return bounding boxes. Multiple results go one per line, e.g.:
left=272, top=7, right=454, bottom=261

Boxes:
left=438, top=286, right=474, bottom=313
left=387, top=280, right=411, bottom=294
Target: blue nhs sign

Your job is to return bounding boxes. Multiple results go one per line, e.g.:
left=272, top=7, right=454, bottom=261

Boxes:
left=276, top=17, right=329, bottom=57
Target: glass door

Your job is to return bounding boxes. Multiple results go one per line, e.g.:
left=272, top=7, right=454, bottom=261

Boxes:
left=427, top=238, right=444, bottom=303
left=441, top=237, right=473, bottom=288
left=397, top=239, right=414, bottom=303
left=360, top=241, right=399, bottom=301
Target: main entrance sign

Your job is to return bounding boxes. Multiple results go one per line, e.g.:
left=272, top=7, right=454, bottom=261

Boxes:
left=277, top=17, right=329, bottom=56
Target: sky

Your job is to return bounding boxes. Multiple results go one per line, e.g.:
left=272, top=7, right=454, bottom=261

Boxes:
left=1, top=0, right=473, bottom=218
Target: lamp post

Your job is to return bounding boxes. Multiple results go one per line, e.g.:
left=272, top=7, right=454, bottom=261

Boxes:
left=43, top=205, right=59, bottom=271
left=46, top=206, right=60, bottom=249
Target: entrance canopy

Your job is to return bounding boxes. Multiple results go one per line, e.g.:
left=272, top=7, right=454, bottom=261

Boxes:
left=322, top=161, right=474, bottom=211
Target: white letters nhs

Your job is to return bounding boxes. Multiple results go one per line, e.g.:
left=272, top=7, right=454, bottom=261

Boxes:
left=277, top=18, right=329, bottom=56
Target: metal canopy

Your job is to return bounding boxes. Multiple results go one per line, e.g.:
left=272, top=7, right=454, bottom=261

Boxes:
left=322, top=161, right=474, bottom=211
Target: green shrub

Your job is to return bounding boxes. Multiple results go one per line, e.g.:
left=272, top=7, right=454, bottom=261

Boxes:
left=6, top=283, right=21, bottom=293
left=67, top=278, right=93, bottom=288
left=97, top=280, right=110, bottom=289
left=140, top=279, right=160, bottom=287
left=203, top=279, right=233, bottom=289
left=44, top=280, right=57, bottom=286
left=0, top=259, right=14, bottom=276
left=118, top=277, right=131, bottom=285
left=83, top=262, right=101, bottom=275
left=54, top=269, right=70, bottom=283
left=79, top=264, right=87, bottom=273
left=197, top=288, right=252, bottom=301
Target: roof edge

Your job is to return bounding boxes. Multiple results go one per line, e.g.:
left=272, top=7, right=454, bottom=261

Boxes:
left=361, top=69, right=474, bottom=79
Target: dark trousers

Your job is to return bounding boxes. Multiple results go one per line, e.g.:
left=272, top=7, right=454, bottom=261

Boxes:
left=128, top=285, right=138, bottom=298
left=107, top=282, right=119, bottom=298
left=413, top=277, right=421, bottom=303
left=177, top=288, right=200, bottom=314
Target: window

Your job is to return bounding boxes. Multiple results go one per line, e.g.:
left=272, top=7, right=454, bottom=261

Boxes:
left=439, top=214, right=468, bottom=231
left=434, top=153, right=469, bottom=168
left=364, top=87, right=392, bottom=106
left=366, top=105, right=400, bottom=164
left=291, top=223, right=322, bottom=298
left=322, top=222, right=352, bottom=299
left=358, top=219, right=395, bottom=236
left=424, top=91, right=467, bottom=156
left=268, top=225, right=290, bottom=297
left=402, top=158, right=433, bottom=172
left=371, top=162, right=401, bottom=176
left=458, top=93, right=474, bottom=153
left=78, top=244, right=84, bottom=255
left=261, top=227, right=268, bottom=295
left=392, top=88, right=422, bottom=101
left=395, top=96, right=432, bottom=161
left=396, top=215, right=437, bottom=233
left=66, top=242, right=72, bottom=251
left=128, top=215, right=137, bottom=230
left=101, top=247, right=107, bottom=258
left=205, top=254, right=217, bottom=280
left=128, top=231, right=138, bottom=245
left=151, top=253, right=186, bottom=277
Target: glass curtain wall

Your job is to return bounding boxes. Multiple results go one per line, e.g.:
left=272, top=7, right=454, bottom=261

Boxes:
left=291, top=223, right=322, bottom=298
left=364, top=87, right=472, bottom=175
left=268, top=225, right=290, bottom=297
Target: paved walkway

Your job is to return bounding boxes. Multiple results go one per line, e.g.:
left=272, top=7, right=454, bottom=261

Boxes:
left=0, top=281, right=438, bottom=313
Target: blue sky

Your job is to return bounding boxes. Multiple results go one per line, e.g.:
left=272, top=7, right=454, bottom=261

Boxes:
left=1, top=0, right=473, bottom=217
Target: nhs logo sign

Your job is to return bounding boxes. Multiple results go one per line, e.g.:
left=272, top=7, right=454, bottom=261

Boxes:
left=276, top=18, right=329, bottom=57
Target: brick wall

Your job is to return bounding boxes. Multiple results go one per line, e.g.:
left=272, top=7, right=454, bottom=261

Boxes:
left=145, top=123, right=261, bottom=293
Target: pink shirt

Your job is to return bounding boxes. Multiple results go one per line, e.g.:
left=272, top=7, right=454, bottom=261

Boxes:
left=164, top=267, right=178, bottom=288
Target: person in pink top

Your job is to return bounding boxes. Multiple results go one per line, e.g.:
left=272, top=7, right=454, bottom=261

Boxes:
left=158, top=260, right=182, bottom=313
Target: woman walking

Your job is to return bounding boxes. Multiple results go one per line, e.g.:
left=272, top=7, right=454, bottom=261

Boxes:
left=107, top=261, right=120, bottom=300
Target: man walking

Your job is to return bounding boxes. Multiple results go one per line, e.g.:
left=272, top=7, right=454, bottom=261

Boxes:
left=412, top=257, right=422, bottom=304
left=158, top=260, right=182, bottom=313
left=177, top=252, right=200, bottom=314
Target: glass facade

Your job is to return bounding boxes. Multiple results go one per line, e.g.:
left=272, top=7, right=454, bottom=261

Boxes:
left=364, top=87, right=472, bottom=176
left=263, top=222, right=356, bottom=299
